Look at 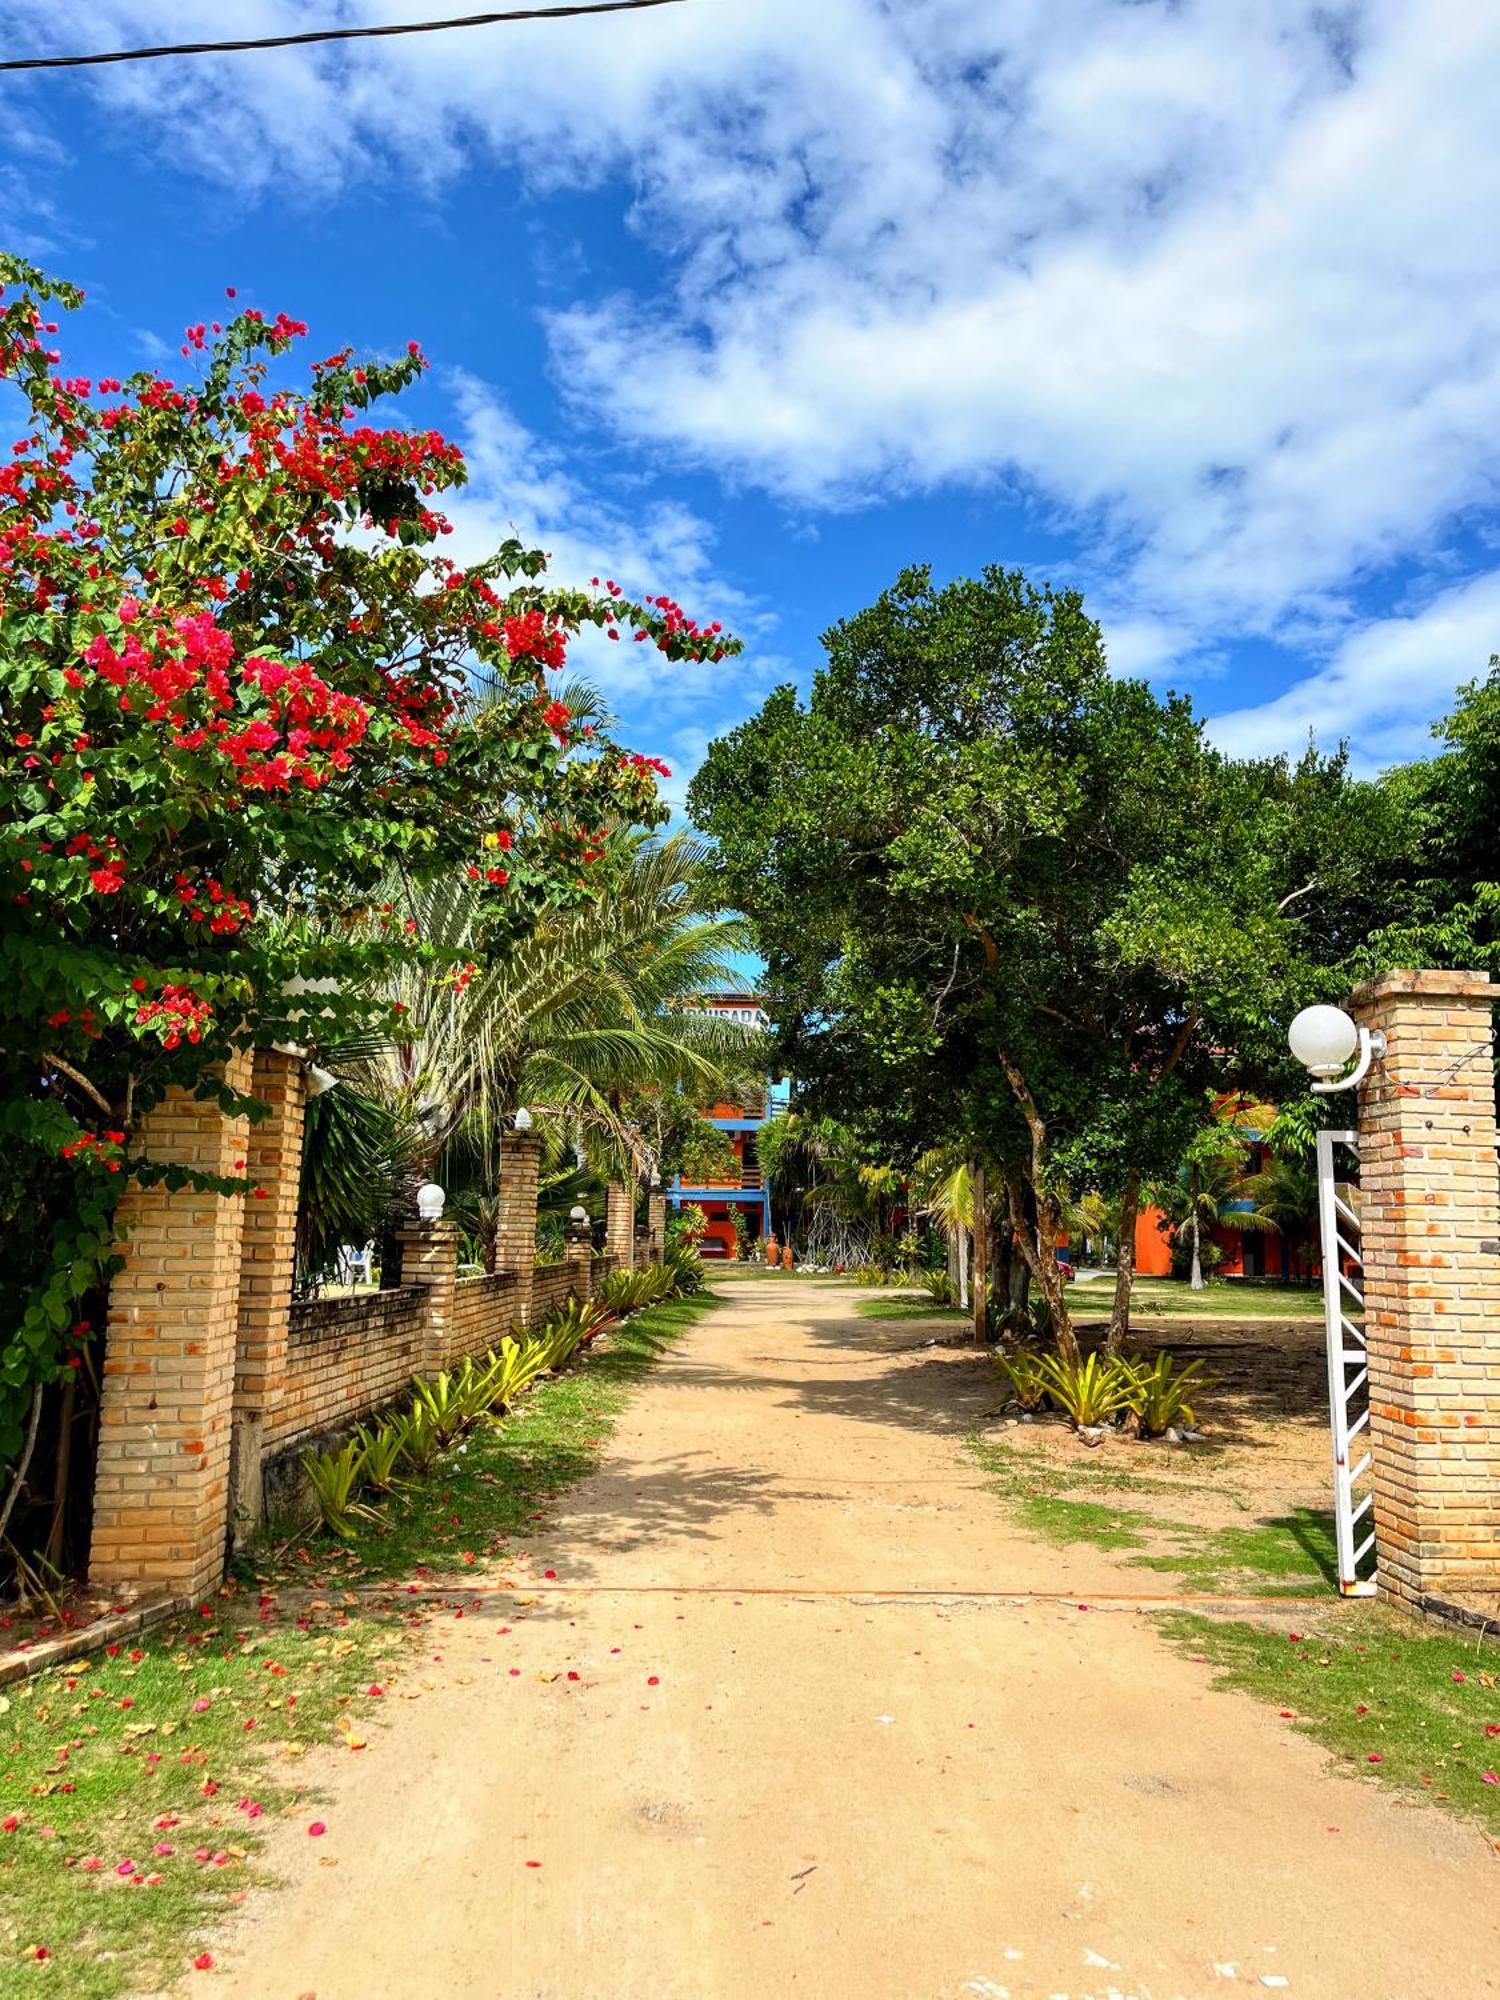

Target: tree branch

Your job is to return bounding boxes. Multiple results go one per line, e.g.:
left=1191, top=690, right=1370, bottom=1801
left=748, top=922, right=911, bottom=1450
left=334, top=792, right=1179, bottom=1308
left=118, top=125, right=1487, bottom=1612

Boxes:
left=44, top=1052, right=114, bottom=1118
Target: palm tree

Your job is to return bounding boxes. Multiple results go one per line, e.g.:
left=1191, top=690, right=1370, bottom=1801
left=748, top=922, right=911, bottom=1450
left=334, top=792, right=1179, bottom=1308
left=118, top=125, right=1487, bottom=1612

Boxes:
left=298, top=828, right=764, bottom=1280
left=1148, top=1124, right=1267, bottom=1290
left=911, top=1151, right=974, bottom=1307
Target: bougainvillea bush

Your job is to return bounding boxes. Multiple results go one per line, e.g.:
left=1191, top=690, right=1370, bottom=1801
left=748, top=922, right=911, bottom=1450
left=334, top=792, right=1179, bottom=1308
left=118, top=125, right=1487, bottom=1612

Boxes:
left=0, top=253, right=735, bottom=1506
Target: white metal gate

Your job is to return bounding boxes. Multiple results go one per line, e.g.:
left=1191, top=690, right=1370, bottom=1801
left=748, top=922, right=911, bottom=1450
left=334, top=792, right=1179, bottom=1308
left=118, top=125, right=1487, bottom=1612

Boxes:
left=1315, top=1128, right=1377, bottom=1595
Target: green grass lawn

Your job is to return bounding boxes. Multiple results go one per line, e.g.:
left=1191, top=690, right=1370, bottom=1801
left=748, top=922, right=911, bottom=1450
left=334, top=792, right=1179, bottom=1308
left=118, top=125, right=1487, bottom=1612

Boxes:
left=1070, top=1276, right=1323, bottom=1320
left=855, top=1294, right=968, bottom=1322
left=0, top=1290, right=718, bottom=1995
left=966, top=1434, right=1337, bottom=1592
left=1158, top=1605, right=1500, bottom=1841
left=0, top=1604, right=395, bottom=1996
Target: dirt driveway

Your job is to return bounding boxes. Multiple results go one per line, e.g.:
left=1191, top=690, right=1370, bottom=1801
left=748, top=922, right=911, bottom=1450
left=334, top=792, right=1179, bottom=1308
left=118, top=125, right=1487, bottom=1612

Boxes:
left=197, top=1277, right=1500, bottom=2000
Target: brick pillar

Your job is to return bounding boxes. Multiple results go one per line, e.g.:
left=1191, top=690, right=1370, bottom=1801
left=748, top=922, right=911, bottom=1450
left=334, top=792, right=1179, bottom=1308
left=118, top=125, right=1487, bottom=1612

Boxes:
left=605, top=1182, right=635, bottom=1267
left=495, top=1131, right=542, bottom=1327
left=565, top=1214, right=594, bottom=1299
left=90, top=1052, right=252, bottom=1601
left=1350, top=969, right=1500, bottom=1611
left=229, top=1049, right=306, bottom=1546
left=648, top=1187, right=667, bottom=1261
left=396, top=1219, right=460, bottom=1374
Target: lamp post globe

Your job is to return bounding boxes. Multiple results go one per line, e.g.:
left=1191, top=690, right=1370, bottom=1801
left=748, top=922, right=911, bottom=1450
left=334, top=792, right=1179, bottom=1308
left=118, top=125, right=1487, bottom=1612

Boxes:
left=416, top=1182, right=446, bottom=1222
left=1288, top=1004, right=1359, bottom=1079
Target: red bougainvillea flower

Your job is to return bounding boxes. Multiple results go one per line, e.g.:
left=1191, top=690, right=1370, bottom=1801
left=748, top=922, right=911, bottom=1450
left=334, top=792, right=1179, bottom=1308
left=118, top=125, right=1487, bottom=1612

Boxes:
left=194, top=1952, right=214, bottom=1970
left=307, top=1821, right=326, bottom=1837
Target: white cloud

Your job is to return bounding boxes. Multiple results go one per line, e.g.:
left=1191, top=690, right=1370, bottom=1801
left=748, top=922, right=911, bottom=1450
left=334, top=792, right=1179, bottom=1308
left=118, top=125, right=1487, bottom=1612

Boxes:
left=1208, top=569, right=1500, bottom=770
left=13, top=0, right=1500, bottom=760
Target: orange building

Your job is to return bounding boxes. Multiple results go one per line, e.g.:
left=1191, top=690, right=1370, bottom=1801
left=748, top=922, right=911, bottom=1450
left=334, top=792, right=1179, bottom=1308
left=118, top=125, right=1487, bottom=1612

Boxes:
left=668, top=993, right=779, bottom=1260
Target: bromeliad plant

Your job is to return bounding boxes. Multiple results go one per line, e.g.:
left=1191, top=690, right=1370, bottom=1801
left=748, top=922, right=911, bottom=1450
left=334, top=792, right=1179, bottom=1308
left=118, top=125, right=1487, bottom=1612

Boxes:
left=1122, top=1352, right=1207, bottom=1436
left=996, top=1341, right=1210, bottom=1438
left=599, top=1265, right=677, bottom=1315
left=0, top=255, right=739, bottom=1535
left=996, top=1344, right=1049, bottom=1413
left=301, top=1438, right=386, bottom=1541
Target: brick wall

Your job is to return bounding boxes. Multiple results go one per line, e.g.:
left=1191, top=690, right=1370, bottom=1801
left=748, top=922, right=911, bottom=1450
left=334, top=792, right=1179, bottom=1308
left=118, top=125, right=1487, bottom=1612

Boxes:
left=1351, top=969, right=1500, bottom=1612
left=532, top=1263, right=575, bottom=1321
left=270, top=1287, right=427, bottom=1456
left=94, top=1072, right=612, bottom=1594
left=90, top=1053, right=253, bottom=1600
left=448, top=1271, right=522, bottom=1364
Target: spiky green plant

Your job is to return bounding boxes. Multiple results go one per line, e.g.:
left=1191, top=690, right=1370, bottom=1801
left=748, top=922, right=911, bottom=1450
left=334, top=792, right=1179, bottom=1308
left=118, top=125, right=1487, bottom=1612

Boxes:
left=301, top=1439, right=384, bottom=1540
left=1034, top=1349, right=1134, bottom=1429
left=599, top=1266, right=676, bottom=1314
left=996, top=1344, right=1049, bottom=1412
left=1122, top=1352, right=1208, bottom=1436
left=354, top=1416, right=412, bottom=1494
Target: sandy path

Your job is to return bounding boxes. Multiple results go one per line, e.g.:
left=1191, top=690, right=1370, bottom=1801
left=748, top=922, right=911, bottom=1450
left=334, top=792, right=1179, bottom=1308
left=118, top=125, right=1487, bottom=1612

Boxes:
left=200, top=1278, right=1499, bottom=2000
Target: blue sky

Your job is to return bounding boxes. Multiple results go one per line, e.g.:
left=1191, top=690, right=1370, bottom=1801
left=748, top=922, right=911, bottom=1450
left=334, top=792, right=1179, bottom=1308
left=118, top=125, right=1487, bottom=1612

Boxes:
left=5, top=0, right=1500, bottom=808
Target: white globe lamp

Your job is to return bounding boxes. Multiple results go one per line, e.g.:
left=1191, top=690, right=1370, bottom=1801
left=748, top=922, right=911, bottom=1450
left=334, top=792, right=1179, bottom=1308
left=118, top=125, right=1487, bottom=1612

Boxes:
left=416, top=1182, right=446, bottom=1222
left=1288, top=1004, right=1384, bottom=1093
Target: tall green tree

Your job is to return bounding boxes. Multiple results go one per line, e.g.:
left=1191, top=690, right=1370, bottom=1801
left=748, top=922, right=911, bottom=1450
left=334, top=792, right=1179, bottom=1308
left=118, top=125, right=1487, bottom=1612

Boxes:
left=692, top=565, right=1322, bottom=1361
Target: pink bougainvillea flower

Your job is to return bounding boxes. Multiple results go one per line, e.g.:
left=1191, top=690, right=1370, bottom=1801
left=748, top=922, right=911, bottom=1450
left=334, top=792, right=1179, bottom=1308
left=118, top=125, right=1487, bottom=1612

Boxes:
left=1453, top=1671, right=1468, bottom=1684
left=1367, top=1753, right=1383, bottom=1764
left=366, top=1684, right=384, bottom=1697
left=543, top=1570, right=557, bottom=1580
left=1483, top=1772, right=1499, bottom=1786
left=525, top=1860, right=541, bottom=1868
left=116, top=1859, right=136, bottom=1876
left=192, top=1698, right=212, bottom=1713
left=307, top=1822, right=326, bottom=1837
left=194, top=1952, right=214, bottom=1970
left=2, top=1815, right=18, bottom=1832
left=1485, top=1724, right=1500, bottom=1738
left=81, top=1857, right=103, bottom=1872
left=153, top=1842, right=174, bottom=1857
left=647, top=1676, right=660, bottom=1687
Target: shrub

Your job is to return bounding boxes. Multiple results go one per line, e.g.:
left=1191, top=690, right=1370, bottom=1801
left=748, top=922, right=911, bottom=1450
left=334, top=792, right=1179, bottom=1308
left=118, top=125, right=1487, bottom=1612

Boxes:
left=921, top=1268, right=957, bottom=1306
left=996, top=1344, right=1049, bottom=1412
left=662, top=1243, right=708, bottom=1295
left=353, top=1417, right=411, bottom=1495
left=301, top=1439, right=384, bottom=1540
left=411, top=1368, right=474, bottom=1445
left=1122, top=1352, right=1208, bottom=1436
left=1033, top=1350, right=1134, bottom=1430
left=599, top=1266, right=676, bottom=1315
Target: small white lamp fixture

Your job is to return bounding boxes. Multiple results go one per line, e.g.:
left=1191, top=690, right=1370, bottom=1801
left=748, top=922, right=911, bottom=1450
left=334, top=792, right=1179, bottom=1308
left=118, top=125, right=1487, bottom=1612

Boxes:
left=416, top=1182, right=446, bottom=1222
left=568, top=1204, right=589, bottom=1223
left=513, top=1105, right=533, bottom=1132
left=1288, top=1004, right=1386, bottom=1094
left=304, top=1063, right=340, bottom=1099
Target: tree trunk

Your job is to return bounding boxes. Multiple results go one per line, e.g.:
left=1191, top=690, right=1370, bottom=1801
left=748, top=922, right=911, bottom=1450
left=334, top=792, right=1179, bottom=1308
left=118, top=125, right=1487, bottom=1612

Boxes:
left=999, top=1057, right=1081, bottom=1367
left=44, top=1374, right=77, bottom=1569
left=1189, top=1208, right=1204, bottom=1290
left=1105, top=1174, right=1139, bottom=1356
left=970, top=1162, right=987, bottom=1344
left=988, top=1220, right=1012, bottom=1338
left=1008, top=1245, right=1031, bottom=1327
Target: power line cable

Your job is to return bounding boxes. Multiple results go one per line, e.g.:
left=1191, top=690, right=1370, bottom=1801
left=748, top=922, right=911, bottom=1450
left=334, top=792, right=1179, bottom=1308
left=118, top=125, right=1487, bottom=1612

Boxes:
left=0, top=0, right=687, bottom=74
